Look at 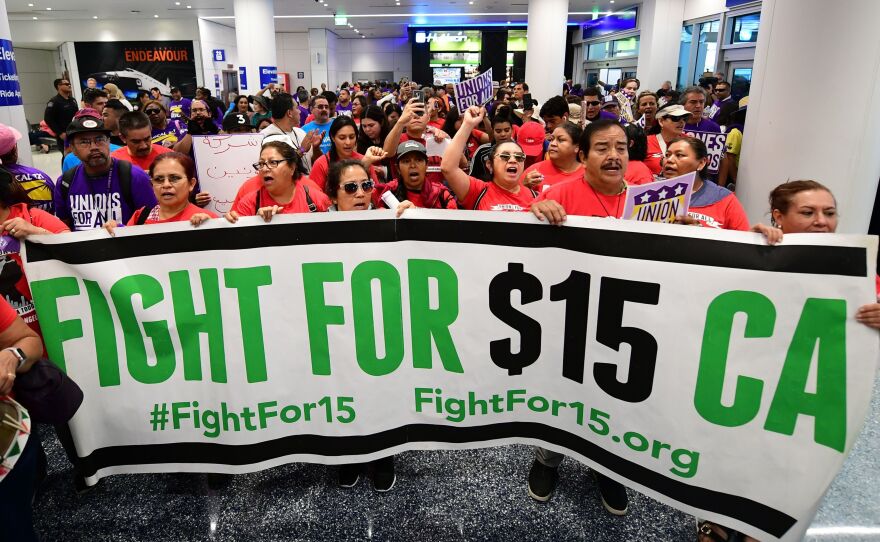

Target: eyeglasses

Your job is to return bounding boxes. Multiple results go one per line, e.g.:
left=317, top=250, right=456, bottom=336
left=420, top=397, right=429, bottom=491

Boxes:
left=252, top=159, right=290, bottom=171
left=341, top=180, right=374, bottom=194
left=144, top=109, right=162, bottom=115
left=584, top=101, right=602, bottom=107
left=495, top=151, right=527, bottom=163
left=74, top=135, right=109, bottom=148
left=150, top=174, right=188, bottom=185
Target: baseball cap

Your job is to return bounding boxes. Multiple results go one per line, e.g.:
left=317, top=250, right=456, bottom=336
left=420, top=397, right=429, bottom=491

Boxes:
left=396, top=140, right=427, bottom=160
left=0, top=123, right=22, bottom=156
left=517, top=121, right=545, bottom=157
left=568, top=103, right=583, bottom=123
left=601, top=101, right=619, bottom=110
left=66, top=111, right=111, bottom=137
left=655, top=104, right=690, bottom=120
left=222, top=113, right=251, bottom=131
left=261, top=133, right=299, bottom=153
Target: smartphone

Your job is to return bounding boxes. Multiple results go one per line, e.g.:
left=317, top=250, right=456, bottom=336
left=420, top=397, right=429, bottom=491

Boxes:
left=523, top=93, right=533, bottom=109
left=413, top=89, right=425, bottom=104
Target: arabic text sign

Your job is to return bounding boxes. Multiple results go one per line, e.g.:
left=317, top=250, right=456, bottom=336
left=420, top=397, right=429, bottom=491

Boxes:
left=191, top=134, right=262, bottom=215
left=623, top=172, right=695, bottom=223
left=684, top=130, right=727, bottom=175
left=454, top=68, right=494, bottom=110
left=21, top=211, right=879, bottom=542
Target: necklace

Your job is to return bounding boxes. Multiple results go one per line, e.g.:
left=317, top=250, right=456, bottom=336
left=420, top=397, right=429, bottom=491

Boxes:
left=588, top=180, right=625, bottom=218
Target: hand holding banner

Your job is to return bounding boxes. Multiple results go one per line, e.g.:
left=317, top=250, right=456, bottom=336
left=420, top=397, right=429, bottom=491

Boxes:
left=684, top=130, right=727, bottom=175
left=191, top=134, right=263, bottom=216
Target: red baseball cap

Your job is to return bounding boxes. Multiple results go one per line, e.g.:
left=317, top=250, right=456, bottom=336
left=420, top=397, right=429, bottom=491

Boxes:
left=517, top=121, right=545, bottom=157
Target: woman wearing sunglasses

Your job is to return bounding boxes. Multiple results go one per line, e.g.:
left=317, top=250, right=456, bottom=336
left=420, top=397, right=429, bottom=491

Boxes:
left=309, top=116, right=385, bottom=192
left=143, top=100, right=187, bottom=151
left=103, top=152, right=217, bottom=233
left=324, top=158, right=411, bottom=491
left=225, top=139, right=330, bottom=224
left=441, top=106, right=537, bottom=211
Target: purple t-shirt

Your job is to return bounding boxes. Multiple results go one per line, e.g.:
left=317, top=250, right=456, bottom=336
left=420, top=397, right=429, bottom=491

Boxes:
left=4, top=163, right=55, bottom=213
left=151, top=119, right=188, bottom=147
left=53, top=159, right=157, bottom=231
left=336, top=103, right=353, bottom=115
left=298, top=105, right=309, bottom=126
left=685, top=118, right=721, bottom=133
left=169, top=98, right=192, bottom=119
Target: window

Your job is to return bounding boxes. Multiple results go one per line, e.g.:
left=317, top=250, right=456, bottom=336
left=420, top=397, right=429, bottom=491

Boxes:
left=694, top=20, right=719, bottom=83
left=587, top=37, right=639, bottom=61
left=677, top=25, right=692, bottom=90
left=588, top=41, right=611, bottom=60
left=730, top=13, right=760, bottom=44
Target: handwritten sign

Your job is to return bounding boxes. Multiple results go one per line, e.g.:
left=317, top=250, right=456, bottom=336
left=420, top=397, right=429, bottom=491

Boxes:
left=622, top=172, right=695, bottom=223
left=684, top=130, right=727, bottom=175
left=454, top=68, right=493, bottom=110
left=192, top=134, right=262, bottom=216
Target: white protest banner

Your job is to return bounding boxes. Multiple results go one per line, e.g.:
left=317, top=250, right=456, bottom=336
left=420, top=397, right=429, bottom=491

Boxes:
left=684, top=130, right=727, bottom=175
left=454, top=68, right=494, bottom=111
left=21, top=211, right=879, bottom=541
left=192, top=134, right=262, bottom=216
left=622, top=172, right=695, bottom=223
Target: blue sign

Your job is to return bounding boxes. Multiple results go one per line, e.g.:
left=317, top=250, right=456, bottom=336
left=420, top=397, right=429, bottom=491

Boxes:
left=212, top=49, right=226, bottom=62
left=259, top=66, right=278, bottom=87
left=726, top=0, right=756, bottom=6
left=582, top=8, right=638, bottom=40
left=238, top=66, right=247, bottom=90
left=0, top=39, right=22, bottom=107
left=213, top=73, right=220, bottom=88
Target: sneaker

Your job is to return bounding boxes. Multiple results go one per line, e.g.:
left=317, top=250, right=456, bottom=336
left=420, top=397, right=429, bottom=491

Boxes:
left=527, top=459, right=559, bottom=502
left=338, top=463, right=361, bottom=488
left=593, top=471, right=628, bottom=515
left=372, top=456, right=396, bottom=492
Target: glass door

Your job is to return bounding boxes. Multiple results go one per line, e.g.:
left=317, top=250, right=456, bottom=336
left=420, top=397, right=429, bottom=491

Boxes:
left=727, top=61, right=753, bottom=98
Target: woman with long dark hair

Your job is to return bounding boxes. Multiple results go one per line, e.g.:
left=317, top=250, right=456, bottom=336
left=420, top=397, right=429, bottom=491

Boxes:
left=309, top=116, right=385, bottom=191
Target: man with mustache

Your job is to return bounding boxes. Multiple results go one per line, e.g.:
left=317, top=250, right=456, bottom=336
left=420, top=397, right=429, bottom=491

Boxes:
left=527, top=118, right=632, bottom=516
left=53, top=113, right=156, bottom=231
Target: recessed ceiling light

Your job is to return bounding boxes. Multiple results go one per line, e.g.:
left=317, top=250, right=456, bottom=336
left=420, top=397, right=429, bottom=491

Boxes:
left=186, top=5, right=192, bottom=8
left=92, top=15, right=98, bottom=18
left=32, top=16, right=37, bottom=19
left=154, top=14, right=159, bottom=17
left=361, top=35, right=365, bottom=38
left=506, top=20, right=511, bottom=24
left=45, top=7, right=51, bottom=10
left=469, top=1, right=473, bottom=3
left=175, top=1, right=180, bottom=4
left=27, top=3, right=34, bottom=6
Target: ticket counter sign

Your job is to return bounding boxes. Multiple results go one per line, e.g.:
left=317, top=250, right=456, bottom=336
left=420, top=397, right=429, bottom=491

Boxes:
left=0, top=39, right=23, bottom=106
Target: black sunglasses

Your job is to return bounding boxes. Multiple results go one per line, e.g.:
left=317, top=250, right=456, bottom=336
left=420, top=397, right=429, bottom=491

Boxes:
left=585, top=101, right=602, bottom=107
left=144, top=109, right=162, bottom=115
left=342, top=180, right=374, bottom=194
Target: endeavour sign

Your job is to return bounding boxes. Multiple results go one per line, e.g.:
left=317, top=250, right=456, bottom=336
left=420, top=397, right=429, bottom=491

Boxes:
left=21, top=211, right=879, bottom=542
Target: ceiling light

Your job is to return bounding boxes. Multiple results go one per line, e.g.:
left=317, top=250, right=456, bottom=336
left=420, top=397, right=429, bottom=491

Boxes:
left=154, top=14, right=159, bottom=17
left=28, top=3, right=33, bottom=6
left=506, top=20, right=511, bottom=24
left=175, top=1, right=180, bottom=4
left=469, top=1, right=473, bottom=3
left=186, top=5, right=192, bottom=8
left=45, top=7, right=51, bottom=10
left=361, top=35, right=365, bottom=38
left=93, top=15, right=98, bottom=18
left=32, top=16, right=37, bottom=19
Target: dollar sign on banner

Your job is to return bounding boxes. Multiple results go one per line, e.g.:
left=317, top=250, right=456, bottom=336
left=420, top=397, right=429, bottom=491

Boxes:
left=488, top=263, right=543, bottom=375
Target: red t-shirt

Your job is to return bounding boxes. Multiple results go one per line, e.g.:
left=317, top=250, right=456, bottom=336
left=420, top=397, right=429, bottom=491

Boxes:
left=644, top=134, right=683, bottom=175
left=461, top=176, right=536, bottom=212
left=111, top=144, right=171, bottom=173
left=0, top=204, right=68, bottom=341
left=625, top=160, right=654, bottom=185
left=309, top=152, right=379, bottom=191
left=428, top=119, right=445, bottom=131
left=127, top=203, right=219, bottom=225
left=525, top=160, right=584, bottom=191
left=688, top=193, right=750, bottom=231
left=233, top=181, right=330, bottom=215
left=537, top=178, right=626, bottom=218
left=466, top=129, right=487, bottom=157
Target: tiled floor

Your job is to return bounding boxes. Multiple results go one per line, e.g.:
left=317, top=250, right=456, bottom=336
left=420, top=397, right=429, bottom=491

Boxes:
left=30, top=373, right=879, bottom=542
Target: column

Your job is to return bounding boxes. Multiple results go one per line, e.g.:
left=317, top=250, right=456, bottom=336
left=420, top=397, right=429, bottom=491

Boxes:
left=0, top=0, right=32, bottom=166
left=736, top=0, right=880, bottom=232
left=233, top=0, right=277, bottom=94
left=308, top=29, right=330, bottom=91
left=636, top=0, right=686, bottom=91
left=524, top=0, right=568, bottom=105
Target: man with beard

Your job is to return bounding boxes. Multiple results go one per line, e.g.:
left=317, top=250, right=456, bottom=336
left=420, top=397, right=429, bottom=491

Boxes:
left=302, top=95, right=334, bottom=154
left=53, top=113, right=156, bottom=231
left=111, top=111, right=171, bottom=172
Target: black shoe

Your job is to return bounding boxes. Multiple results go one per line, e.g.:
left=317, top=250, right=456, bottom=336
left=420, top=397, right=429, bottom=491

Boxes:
left=527, top=459, right=559, bottom=502
left=338, top=463, right=361, bottom=488
left=372, top=456, right=396, bottom=492
left=593, top=471, right=628, bottom=515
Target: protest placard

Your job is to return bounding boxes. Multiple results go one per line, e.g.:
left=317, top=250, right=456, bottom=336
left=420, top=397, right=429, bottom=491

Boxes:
left=684, top=130, right=727, bottom=175
left=454, top=68, right=494, bottom=110
left=623, top=172, right=695, bottom=223
left=191, top=134, right=262, bottom=216
left=22, top=211, right=878, bottom=542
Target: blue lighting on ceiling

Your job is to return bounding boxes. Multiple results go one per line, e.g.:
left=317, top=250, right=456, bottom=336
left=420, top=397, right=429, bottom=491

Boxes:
left=408, top=22, right=581, bottom=28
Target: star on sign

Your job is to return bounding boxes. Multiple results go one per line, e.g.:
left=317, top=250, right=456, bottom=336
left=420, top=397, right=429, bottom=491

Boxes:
left=658, top=188, right=669, bottom=199
left=674, top=184, right=684, bottom=195
left=639, top=192, right=651, bottom=203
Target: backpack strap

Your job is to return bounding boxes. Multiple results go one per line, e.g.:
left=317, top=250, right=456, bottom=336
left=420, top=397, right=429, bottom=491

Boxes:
left=116, top=159, right=135, bottom=212
left=303, top=185, right=317, bottom=213
left=472, top=185, right=489, bottom=210
left=135, top=206, right=151, bottom=226
left=528, top=187, right=539, bottom=198
left=60, top=164, right=79, bottom=205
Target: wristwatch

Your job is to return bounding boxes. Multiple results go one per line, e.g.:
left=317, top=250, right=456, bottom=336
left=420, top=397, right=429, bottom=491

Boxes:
left=5, top=347, right=26, bottom=369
